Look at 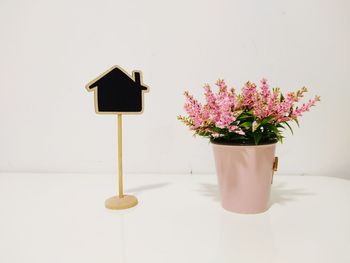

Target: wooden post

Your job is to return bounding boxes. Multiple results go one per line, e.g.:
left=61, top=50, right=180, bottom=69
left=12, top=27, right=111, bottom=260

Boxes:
left=104, top=113, right=138, bottom=210
left=118, top=114, right=124, bottom=198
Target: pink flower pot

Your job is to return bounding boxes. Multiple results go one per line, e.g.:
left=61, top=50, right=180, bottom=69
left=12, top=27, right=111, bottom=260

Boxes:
left=212, top=142, right=277, bottom=214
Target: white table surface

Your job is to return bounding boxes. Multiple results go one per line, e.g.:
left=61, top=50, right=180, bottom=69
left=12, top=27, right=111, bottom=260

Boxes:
left=0, top=173, right=349, bottom=263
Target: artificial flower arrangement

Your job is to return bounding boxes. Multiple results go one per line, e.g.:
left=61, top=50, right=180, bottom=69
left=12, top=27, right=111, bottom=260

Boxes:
left=178, top=79, right=320, bottom=145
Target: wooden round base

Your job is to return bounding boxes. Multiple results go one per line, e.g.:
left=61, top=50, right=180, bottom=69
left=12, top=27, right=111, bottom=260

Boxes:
left=105, top=195, right=138, bottom=210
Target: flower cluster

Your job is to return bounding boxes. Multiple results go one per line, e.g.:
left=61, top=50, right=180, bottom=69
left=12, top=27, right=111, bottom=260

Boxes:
left=178, top=79, right=320, bottom=145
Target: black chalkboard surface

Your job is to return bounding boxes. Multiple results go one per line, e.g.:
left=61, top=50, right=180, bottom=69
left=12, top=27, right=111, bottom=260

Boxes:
left=86, top=66, right=149, bottom=114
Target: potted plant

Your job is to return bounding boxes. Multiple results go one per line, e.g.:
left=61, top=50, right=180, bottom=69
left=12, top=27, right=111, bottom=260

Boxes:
left=178, top=79, right=319, bottom=214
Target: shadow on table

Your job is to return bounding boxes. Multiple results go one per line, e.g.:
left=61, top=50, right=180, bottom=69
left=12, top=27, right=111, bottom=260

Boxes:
left=197, top=182, right=314, bottom=207
left=269, top=182, right=314, bottom=207
left=197, top=183, right=221, bottom=202
left=125, top=183, right=170, bottom=195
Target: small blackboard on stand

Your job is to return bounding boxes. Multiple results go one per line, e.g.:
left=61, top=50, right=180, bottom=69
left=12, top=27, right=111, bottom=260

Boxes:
left=86, top=65, right=149, bottom=209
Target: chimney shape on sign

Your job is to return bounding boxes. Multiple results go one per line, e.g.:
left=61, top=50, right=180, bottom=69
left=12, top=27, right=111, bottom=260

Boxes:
left=134, top=71, right=141, bottom=86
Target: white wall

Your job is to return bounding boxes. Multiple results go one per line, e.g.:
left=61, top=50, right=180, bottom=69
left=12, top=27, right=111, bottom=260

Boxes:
left=0, top=0, right=349, bottom=178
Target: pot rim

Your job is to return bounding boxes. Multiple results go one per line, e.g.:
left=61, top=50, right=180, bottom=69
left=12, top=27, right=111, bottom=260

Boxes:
left=210, top=138, right=278, bottom=147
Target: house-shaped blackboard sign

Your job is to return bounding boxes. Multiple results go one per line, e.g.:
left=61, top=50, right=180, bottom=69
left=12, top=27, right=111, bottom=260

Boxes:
left=86, top=65, right=149, bottom=114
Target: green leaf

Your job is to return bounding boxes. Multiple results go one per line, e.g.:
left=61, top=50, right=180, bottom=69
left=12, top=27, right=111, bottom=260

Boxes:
left=294, top=118, right=300, bottom=127
left=260, top=116, right=274, bottom=126
left=237, top=112, right=254, bottom=120
left=212, top=127, right=223, bottom=133
left=246, top=109, right=254, bottom=115
left=253, top=132, right=262, bottom=145
left=284, top=121, right=294, bottom=135
left=267, top=124, right=279, bottom=134
left=252, top=121, right=259, bottom=132
left=240, top=121, right=252, bottom=129
left=265, top=123, right=282, bottom=141
left=198, top=131, right=210, bottom=137
left=280, top=93, right=285, bottom=102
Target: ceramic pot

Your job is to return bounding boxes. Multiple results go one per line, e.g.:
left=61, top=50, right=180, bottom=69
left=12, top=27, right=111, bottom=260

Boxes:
left=212, top=141, right=277, bottom=214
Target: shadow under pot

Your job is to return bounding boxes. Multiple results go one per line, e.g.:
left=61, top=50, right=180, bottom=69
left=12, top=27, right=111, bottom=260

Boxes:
left=211, top=139, right=278, bottom=214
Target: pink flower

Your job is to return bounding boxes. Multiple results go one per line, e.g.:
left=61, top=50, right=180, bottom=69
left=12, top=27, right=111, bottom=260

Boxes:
left=183, top=91, right=203, bottom=128
left=212, top=132, right=220, bottom=138
left=291, top=96, right=320, bottom=119
left=242, top=81, right=257, bottom=109
left=179, top=78, right=319, bottom=142
left=260, top=78, right=270, bottom=99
